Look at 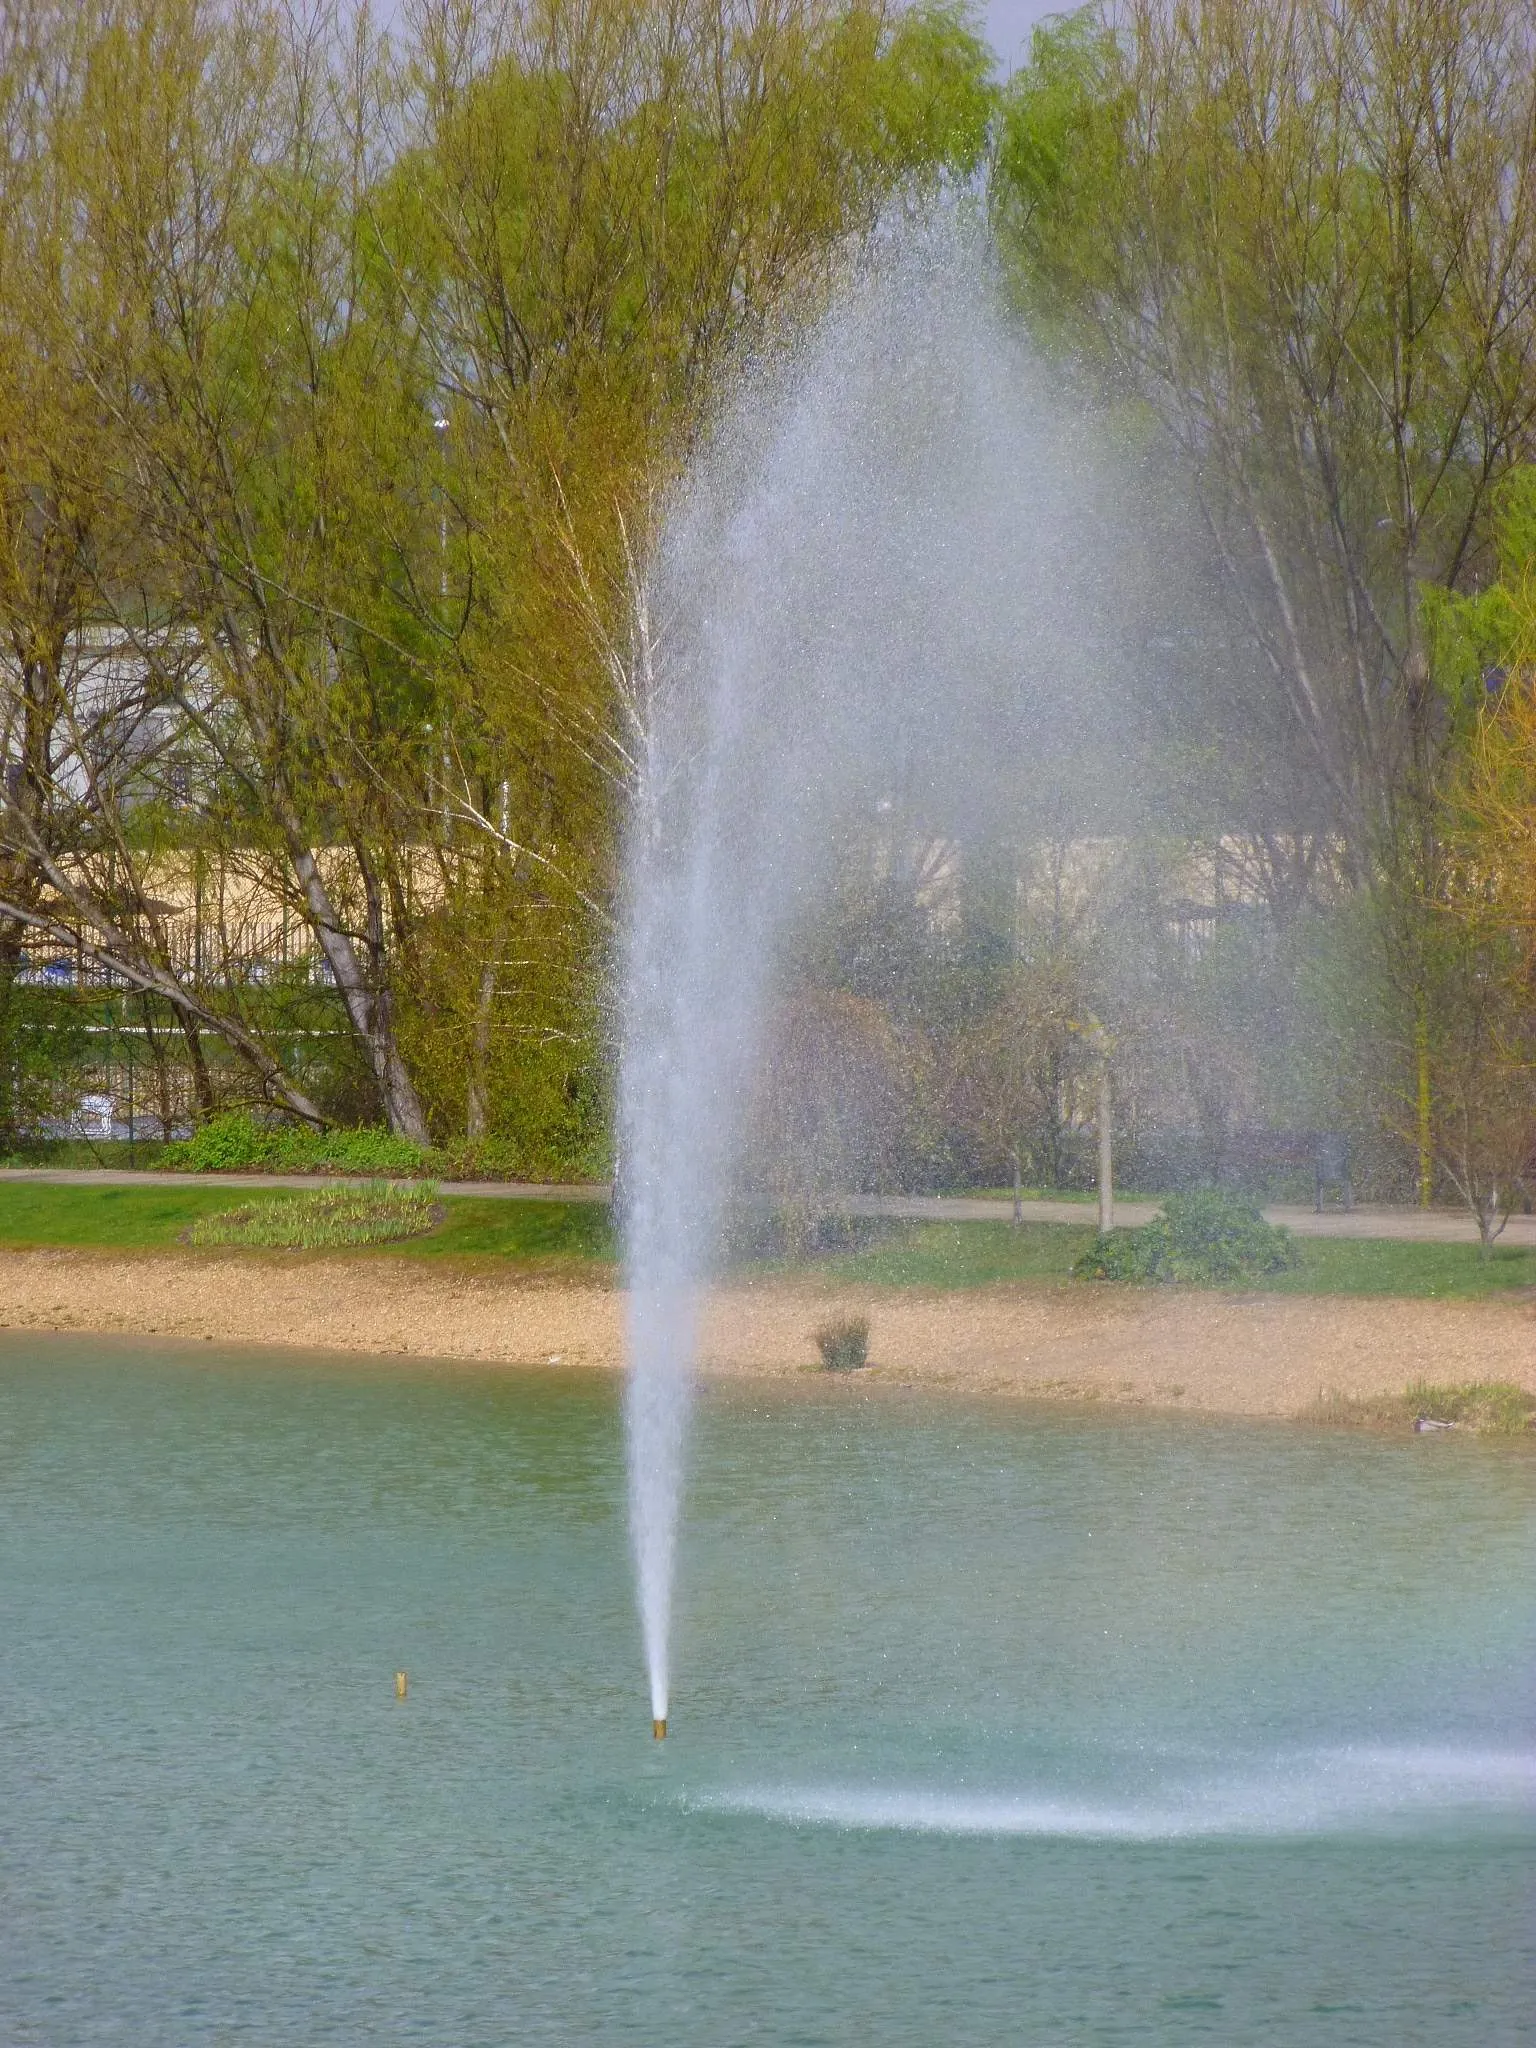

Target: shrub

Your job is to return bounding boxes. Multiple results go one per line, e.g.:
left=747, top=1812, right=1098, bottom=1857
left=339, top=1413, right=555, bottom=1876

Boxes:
left=813, top=1311, right=871, bottom=1370
left=167, top=1112, right=426, bottom=1177
left=307, top=1128, right=428, bottom=1175
left=1308, top=1381, right=1536, bottom=1437
left=1405, top=1380, right=1536, bottom=1436
left=187, top=1181, right=439, bottom=1249
left=422, top=1135, right=606, bottom=1185
left=1073, top=1190, right=1300, bottom=1286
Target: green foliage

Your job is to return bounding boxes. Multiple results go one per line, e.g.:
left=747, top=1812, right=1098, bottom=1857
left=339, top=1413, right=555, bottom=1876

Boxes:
left=166, top=1113, right=427, bottom=1176
left=1423, top=466, right=1536, bottom=734
left=995, top=13, right=1125, bottom=226
left=0, top=974, right=90, bottom=1146
left=814, top=1311, right=871, bottom=1370
left=948, top=949, right=1096, bottom=1189
left=869, top=4, right=997, bottom=179
left=993, top=9, right=1129, bottom=347
left=744, top=989, right=940, bottom=1210
left=0, top=1139, right=177, bottom=1169
left=187, top=1182, right=439, bottom=1249
left=1074, top=1191, right=1300, bottom=1285
left=993, top=0, right=1536, bottom=861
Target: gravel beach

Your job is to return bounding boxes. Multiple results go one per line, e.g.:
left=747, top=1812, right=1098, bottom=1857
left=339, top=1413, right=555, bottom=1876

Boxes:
left=2, top=1247, right=1532, bottom=1417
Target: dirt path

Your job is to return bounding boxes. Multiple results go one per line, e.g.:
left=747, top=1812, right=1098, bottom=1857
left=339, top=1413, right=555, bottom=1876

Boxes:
left=1, top=1247, right=1532, bottom=1417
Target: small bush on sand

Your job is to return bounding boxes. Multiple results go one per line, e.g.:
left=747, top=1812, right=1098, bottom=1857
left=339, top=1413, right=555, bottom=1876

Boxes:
left=1073, top=1190, right=1300, bottom=1286
left=1308, top=1381, right=1535, bottom=1437
left=187, top=1181, right=439, bottom=1249
left=814, top=1312, right=871, bottom=1371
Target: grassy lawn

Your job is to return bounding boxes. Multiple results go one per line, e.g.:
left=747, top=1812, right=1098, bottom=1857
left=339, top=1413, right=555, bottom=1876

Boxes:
left=1, top=1185, right=1533, bottom=1300
left=809, top=1219, right=1536, bottom=1300
left=814, top=1221, right=1097, bottom=1289
left=1264, top=1235, right=1536, bottom=1300
left=404, top=1198, right=614, bottom=1264
left=0, top=1183, right=615, bottom=1267
left=0, top=1181, right=248, bottom=1248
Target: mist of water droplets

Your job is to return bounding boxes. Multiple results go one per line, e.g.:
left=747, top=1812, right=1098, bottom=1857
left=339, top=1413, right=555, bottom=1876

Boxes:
left=618, top=219, right=1157, bottom=1724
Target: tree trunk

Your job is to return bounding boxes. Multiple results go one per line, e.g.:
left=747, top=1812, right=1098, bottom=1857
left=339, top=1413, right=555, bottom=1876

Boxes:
left=284, top=841, right=430, bottom=1144
left=175, top=1005, right=217, bottom=1118
left=466, top=955, right=497, bottom=1141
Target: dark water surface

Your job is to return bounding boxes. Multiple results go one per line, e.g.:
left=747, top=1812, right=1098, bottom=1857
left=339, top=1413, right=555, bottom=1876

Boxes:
left=0, top=1334, right=1531, bottom=2045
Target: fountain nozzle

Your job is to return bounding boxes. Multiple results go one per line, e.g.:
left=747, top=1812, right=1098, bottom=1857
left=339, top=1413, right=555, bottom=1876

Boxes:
left=653, top=1717, right=667, bottom=1740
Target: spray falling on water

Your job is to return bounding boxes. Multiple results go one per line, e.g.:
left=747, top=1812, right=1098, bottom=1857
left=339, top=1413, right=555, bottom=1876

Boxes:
left=617, top=223, right=1161, bottom=1726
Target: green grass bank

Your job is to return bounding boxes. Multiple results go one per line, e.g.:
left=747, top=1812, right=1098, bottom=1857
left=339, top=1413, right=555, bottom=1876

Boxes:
left=4, top=1184, right=1536, bottom=1301
left=0, top=1182, right=614, bottom=1267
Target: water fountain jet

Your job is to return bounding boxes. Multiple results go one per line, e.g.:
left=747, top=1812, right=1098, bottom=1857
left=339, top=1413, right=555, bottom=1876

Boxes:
left=618, top=217, right=1159, bottom=1728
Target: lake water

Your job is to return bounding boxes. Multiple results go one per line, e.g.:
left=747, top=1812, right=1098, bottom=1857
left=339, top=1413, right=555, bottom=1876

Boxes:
left=1, top=1334, right=1532, bottom=2045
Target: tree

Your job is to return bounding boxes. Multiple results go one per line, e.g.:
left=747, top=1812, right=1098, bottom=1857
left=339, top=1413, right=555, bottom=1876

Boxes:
left=3, top=0, right=998, bottom=1151
left=1416, top=906, right=1536, bottom=1252
left=384, top=0, right=997, bottom=1139
left=945, top=839, right=1110, bottom=1190
left=0, top=0, right=328, bottom=1126
left=995, top=0, right=1536, bottom=869
left=1422, top=464, right=1536, bottom=1242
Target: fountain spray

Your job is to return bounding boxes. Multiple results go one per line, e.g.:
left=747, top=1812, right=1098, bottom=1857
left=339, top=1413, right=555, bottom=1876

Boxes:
left=617, top=216, right=1159, bottom=1733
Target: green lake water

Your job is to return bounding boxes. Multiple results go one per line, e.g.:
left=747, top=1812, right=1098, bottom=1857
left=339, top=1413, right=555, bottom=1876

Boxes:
left=0, top=1333, right=1531, bottom=2045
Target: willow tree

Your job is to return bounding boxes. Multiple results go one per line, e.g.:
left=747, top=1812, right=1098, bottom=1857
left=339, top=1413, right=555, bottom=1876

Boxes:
left=0, top=0, right=331, bottom=1126
left=994, top=0, right=1536, bottom=1202
left=1406, top=467, right=1536, bottom=1231
left=995, top=0, right=1536, bottom=870
left=40, top=0, right=458, bottom=1138
left=370, top=0, right=996, bottom=1146
left=5, top=0, right=995, bottom=1149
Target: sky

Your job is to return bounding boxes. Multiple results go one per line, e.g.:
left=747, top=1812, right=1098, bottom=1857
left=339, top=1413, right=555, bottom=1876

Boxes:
left=374, top=2, right=1075, bottom=79
left=981, top=0, right=1072, bottom=74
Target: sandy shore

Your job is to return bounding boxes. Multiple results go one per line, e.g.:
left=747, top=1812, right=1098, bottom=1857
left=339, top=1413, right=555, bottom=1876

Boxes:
left=1, top=1247, right=1533, bottom=1418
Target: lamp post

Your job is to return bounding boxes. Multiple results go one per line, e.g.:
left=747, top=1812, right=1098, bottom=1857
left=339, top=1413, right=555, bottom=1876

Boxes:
left=1085, top=1015, right=1114, bottom=1234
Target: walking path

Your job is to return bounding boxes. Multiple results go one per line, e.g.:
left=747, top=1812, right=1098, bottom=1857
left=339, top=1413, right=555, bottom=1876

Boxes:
left=851, top=1193, right=1536, bottom=1246
left=0, top=1167, right=1529, bottom=1247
